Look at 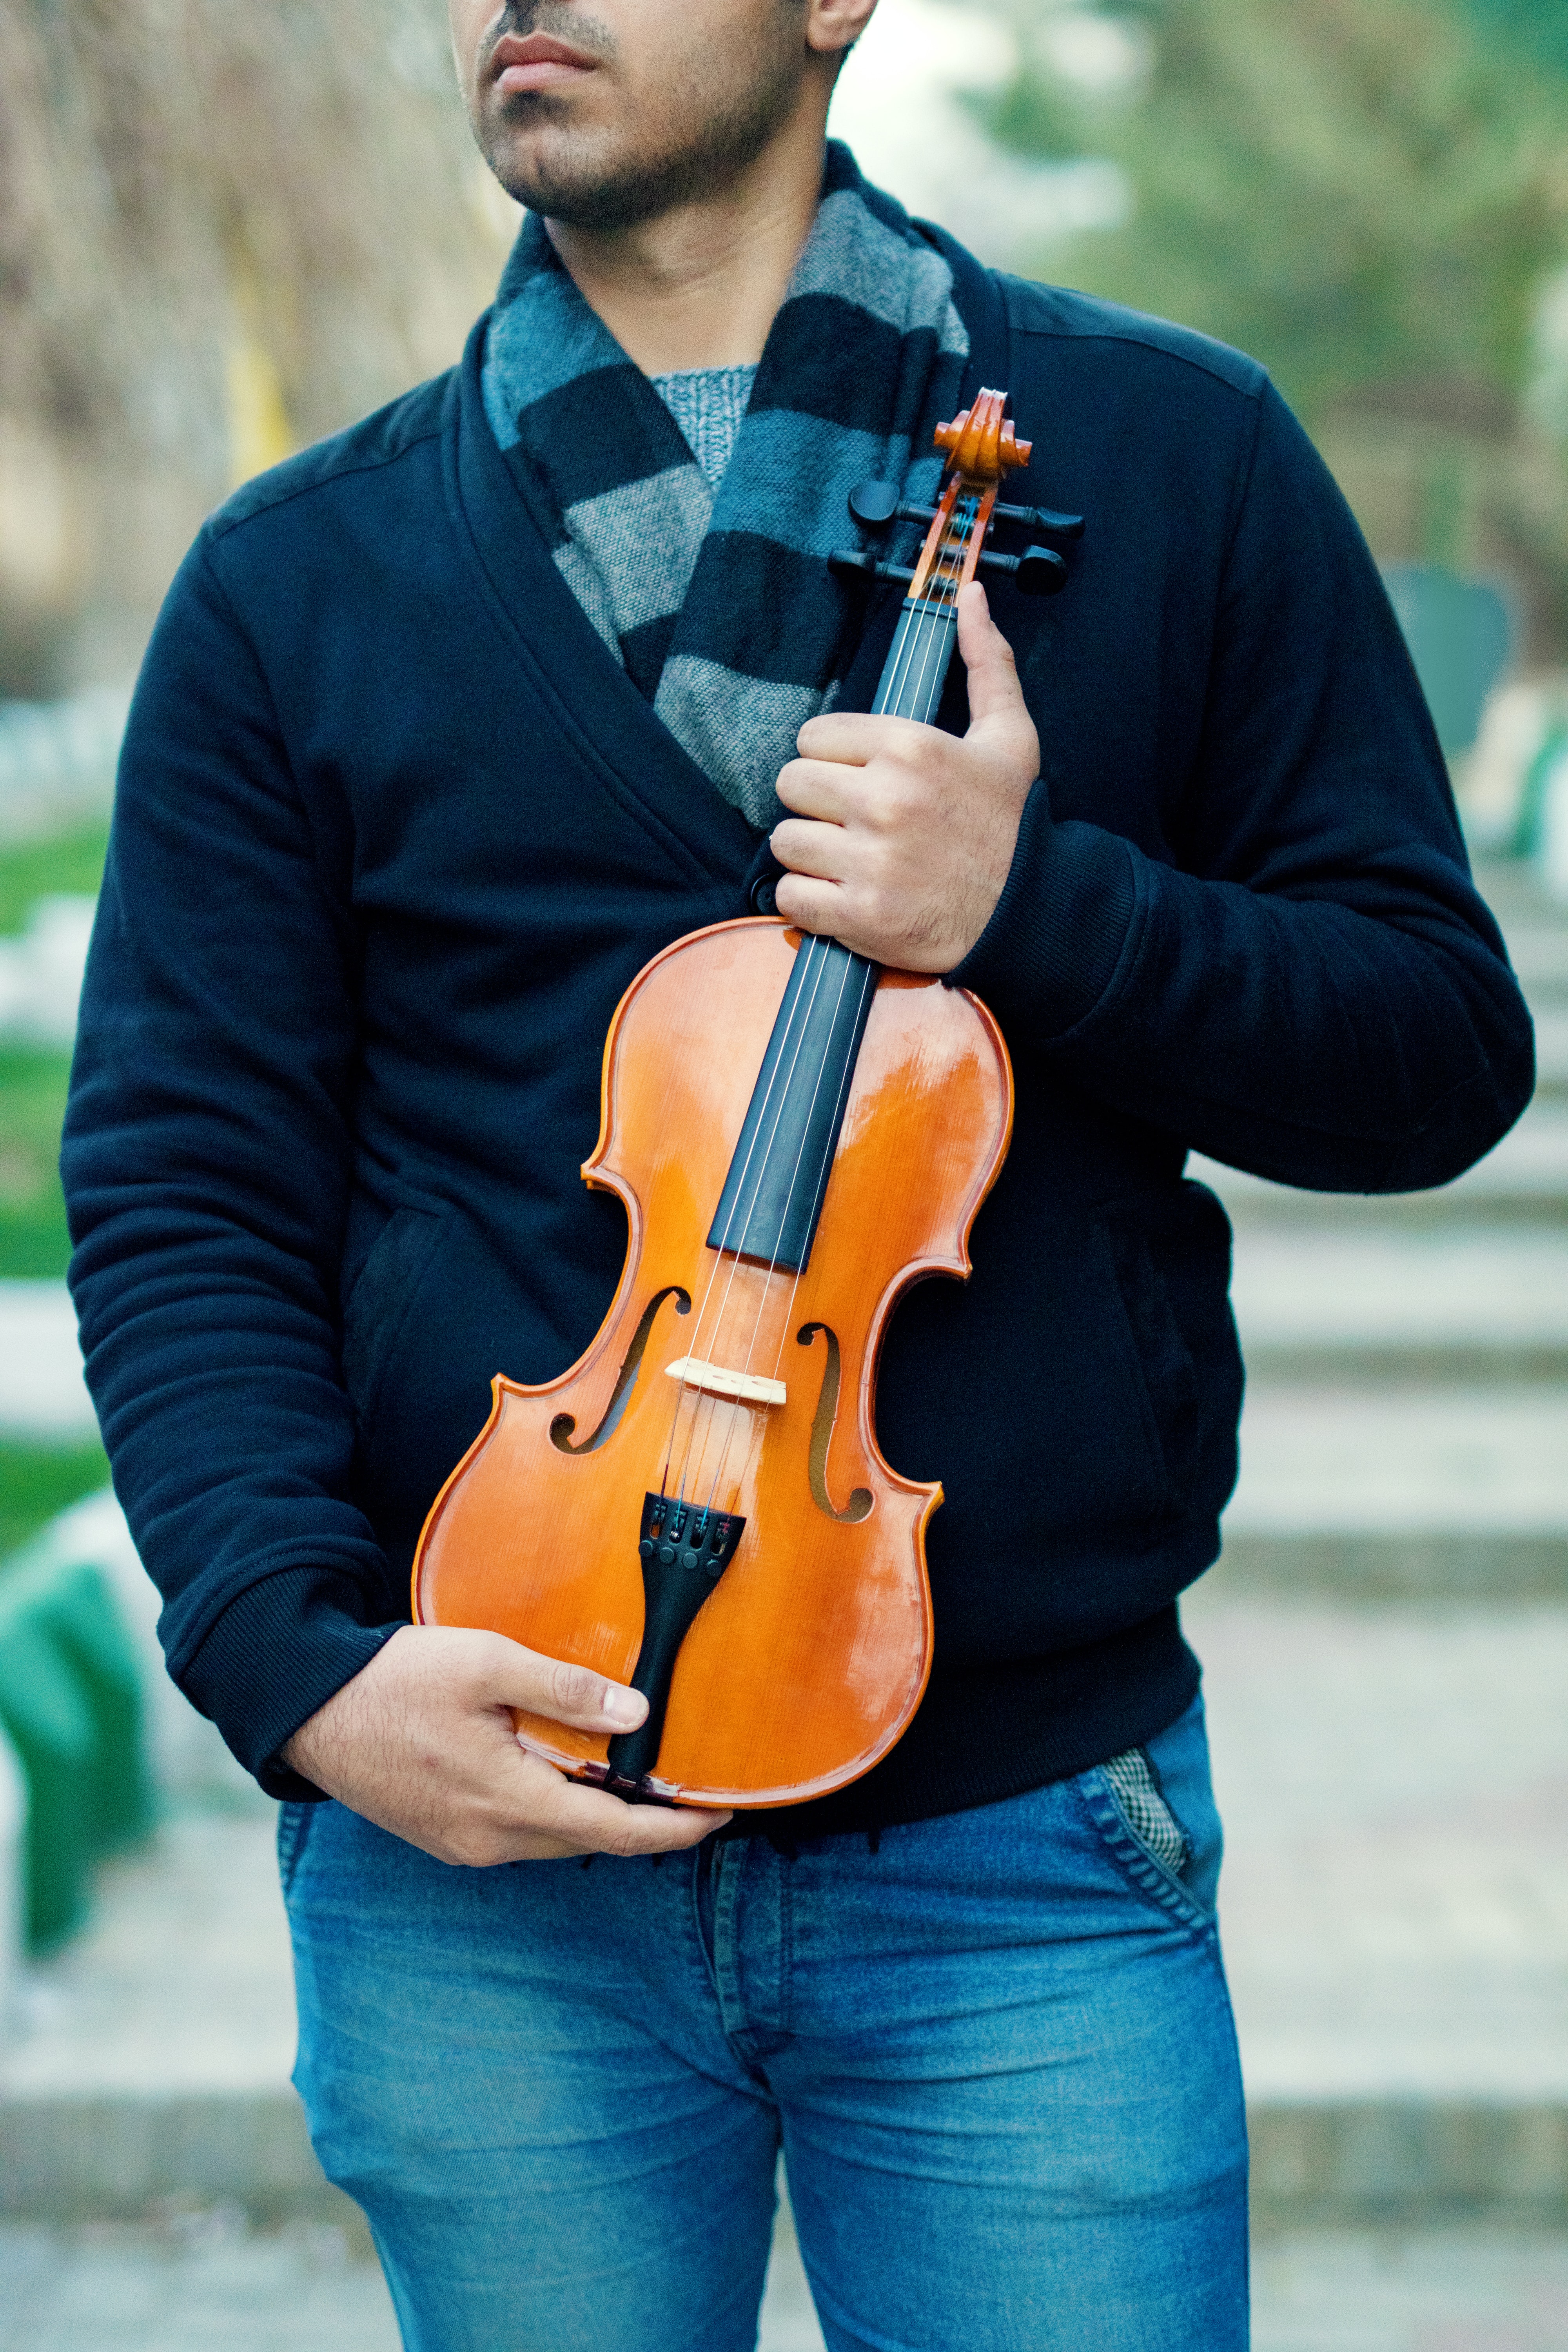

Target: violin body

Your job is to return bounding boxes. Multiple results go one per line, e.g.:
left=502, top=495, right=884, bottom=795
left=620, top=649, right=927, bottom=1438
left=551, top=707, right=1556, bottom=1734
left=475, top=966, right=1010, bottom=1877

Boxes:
left=413, top=915, right=1012, bottom=1808
left=413, top=387, right=1076, bottom=1808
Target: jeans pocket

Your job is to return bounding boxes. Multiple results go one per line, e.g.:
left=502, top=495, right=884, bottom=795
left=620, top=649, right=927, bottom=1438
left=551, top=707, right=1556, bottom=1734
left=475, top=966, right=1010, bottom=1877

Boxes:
left=276, top=1799, right=317, bottom=1902
left=1078, top=1695, right=1222, bottom=1927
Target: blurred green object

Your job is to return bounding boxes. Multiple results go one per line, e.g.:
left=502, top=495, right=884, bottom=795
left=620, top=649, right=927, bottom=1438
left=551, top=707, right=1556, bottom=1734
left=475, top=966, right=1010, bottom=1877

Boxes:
left=1382, top=566, right=1515, bottom=754
left=0, top=1437, right=113, bottom=1562
left=1455, top=0, right=1568, bottom=77
left=0, top=1048, right=75, bottom=1277
left=0, top=1541, right=151, bottom=1949
left=1513, top=720, right=1568, bottom=860
left=0, top=822, right=107, bottom=1278
left=0, top=820, right=109, bottom=938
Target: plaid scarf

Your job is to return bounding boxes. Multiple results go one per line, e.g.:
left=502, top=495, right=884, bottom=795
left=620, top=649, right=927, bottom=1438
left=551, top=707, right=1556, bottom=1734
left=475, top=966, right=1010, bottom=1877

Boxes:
left=481, top=142, right=969, bottom=827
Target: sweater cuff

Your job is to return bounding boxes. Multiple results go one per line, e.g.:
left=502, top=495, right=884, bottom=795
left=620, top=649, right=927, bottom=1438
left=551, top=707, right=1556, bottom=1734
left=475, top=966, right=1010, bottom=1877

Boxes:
left=948, top=777, right=1136, bottom=1035
left=178, top=1565, right=402, bottom=1800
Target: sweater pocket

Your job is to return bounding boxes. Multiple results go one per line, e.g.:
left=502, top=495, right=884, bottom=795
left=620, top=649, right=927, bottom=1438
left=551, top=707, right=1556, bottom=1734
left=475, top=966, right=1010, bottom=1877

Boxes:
left=340, top=1203, right=448, bottom=1452
left=1096, top=1202, right=1201, bottom=1523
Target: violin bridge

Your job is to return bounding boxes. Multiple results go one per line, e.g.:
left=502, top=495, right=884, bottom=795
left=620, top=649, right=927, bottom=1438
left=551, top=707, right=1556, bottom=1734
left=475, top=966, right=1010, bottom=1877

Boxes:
left=664, top=1356, right=786, bottom=1407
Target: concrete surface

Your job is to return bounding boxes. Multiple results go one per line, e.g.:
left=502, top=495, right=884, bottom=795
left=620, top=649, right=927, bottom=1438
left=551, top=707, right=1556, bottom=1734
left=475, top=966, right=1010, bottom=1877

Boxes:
left=5, top=859, right=1567, bottom=2341
left=1192, top=1104, right=1568, bottom=1223
left=6, top=1573, right=1567, bottom=2229
left=1185, top=1587, right=1568, bottom=2114
left=5, top=2214, right=1568, bottom=2349
left=1224, top=1387, right=1568, bottom=1536
left=0, top=1285, right=94, bottom=1442
left=1228, top=1229, right=1568, bottom=1362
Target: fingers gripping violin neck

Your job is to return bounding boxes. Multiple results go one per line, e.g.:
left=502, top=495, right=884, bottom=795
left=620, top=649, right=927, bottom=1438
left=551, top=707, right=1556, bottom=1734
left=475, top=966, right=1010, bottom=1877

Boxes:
left=413, top=391, right=1080, bottom=1809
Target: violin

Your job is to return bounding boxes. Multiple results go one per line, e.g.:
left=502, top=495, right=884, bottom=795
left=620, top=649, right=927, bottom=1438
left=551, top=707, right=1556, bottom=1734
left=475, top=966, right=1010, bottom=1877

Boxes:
left=412, top=390, right=1082, bottom=1808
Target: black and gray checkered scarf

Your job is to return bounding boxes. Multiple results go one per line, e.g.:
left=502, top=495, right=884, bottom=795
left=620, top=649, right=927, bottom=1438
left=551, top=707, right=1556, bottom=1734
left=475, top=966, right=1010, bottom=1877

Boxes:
left=481, top=142, right=969, bottom=827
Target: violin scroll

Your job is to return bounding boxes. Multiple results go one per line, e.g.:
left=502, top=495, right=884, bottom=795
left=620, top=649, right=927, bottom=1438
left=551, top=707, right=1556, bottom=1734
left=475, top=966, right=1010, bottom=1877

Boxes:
left=833, top=388, right=1085, bottom=607
left=934, top=390, right=1030, bottom=482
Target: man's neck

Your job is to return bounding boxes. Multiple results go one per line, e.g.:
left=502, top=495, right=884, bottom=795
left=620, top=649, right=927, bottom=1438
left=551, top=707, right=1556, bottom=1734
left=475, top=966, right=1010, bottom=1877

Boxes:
left=543, top=120, right=826, bottom=375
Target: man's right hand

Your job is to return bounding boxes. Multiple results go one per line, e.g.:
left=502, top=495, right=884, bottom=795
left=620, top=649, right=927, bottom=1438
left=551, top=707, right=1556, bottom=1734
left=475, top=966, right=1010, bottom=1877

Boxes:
left=280, top=1623, right=730, bottom=1864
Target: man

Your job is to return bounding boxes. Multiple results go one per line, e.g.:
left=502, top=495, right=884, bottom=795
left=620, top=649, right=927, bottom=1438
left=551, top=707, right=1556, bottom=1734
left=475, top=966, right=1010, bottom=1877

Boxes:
left=64, top=2, right=1532, bottom=2345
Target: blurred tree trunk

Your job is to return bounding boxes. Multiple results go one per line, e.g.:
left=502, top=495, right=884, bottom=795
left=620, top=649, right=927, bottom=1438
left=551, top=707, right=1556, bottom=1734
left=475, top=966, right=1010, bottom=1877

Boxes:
left=0, top=0, right=506, bottom=692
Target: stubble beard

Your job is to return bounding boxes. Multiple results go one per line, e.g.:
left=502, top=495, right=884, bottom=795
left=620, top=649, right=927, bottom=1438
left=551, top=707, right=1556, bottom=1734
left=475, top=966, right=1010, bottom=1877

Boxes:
left=474, top=3, right=805, bottom=230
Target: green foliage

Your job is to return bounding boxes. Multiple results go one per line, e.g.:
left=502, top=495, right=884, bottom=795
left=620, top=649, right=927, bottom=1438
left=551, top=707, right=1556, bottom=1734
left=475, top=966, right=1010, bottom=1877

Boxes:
left=0, top=1048, right=74, bottom=1278
left=996, top=0, right=1568, bottom=421
left=0, top=1439, right=110, bottom=1566
left=1453, top=0, right=1568, bottom=79
left=0, top=820, right=108, bottom=936
left=0, top=824, right=105, bottom=1276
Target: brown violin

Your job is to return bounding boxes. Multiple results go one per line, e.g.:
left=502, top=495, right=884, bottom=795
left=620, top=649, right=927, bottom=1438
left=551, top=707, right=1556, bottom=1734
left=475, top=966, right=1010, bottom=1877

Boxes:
left=413, top=390, right=1080, bottom=1808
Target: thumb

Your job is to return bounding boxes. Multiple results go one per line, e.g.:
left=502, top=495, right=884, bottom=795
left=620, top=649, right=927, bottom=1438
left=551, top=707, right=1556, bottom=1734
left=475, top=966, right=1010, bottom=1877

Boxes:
left=957, top=583, right=1033, bottom=742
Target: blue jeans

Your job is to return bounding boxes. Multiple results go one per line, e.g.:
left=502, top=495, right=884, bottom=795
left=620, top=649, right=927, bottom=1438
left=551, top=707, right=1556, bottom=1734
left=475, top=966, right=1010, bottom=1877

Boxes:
left=281, top=1694, right=1247, bottom=2351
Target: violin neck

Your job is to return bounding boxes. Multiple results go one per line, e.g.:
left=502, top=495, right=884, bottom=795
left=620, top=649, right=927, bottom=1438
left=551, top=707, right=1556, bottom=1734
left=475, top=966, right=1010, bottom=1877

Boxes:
left=872, top=593, right=959, bottom=725
left=706, top=474, right=988, bottom=1275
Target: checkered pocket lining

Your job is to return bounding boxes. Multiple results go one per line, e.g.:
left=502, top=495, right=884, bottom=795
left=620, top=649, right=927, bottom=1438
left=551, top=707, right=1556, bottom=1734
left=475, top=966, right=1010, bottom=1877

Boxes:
left=1102, top=1748, right=1189, bottom=1877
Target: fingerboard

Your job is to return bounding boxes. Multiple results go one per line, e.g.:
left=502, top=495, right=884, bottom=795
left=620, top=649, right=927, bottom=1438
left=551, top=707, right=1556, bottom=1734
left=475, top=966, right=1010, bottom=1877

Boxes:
left=706, top=580, right=964, bottom=1274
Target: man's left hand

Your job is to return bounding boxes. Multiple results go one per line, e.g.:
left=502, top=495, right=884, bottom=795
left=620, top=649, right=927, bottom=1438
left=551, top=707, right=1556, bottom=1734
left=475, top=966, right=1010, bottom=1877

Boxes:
left=771, top=581, right=1040, bottom=970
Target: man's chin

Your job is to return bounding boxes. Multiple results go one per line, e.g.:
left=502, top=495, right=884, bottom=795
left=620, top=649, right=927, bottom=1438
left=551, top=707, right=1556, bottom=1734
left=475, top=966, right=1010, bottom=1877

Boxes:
left=490, top=153, right=703, bottom=234
left=482, top=124, right=632, bottom=227
left=481, top=65, right=802, bottom=233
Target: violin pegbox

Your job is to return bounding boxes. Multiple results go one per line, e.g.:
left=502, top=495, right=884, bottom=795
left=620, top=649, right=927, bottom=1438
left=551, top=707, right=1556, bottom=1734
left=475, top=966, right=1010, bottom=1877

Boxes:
left=830, top=388, right=1085, bottom=601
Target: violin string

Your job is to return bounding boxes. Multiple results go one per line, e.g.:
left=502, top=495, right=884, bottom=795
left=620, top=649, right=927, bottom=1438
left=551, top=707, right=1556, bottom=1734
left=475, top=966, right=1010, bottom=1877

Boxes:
left=728, top=951, right=877, bottom=1516
left=875, top=517, right=946, bottom=715
left=684, top=937, right=855, bottom=1519
left=657, top=933, right=827, bottom=1499
left=697, top=942, right=861, bottom=1523
left=712, top=487, right=985, bottom=1506
left=664, top=475, right=988, bottom=1520
left=693, top=486, right=984, bottom=1513
left=793, top=956, right=879, bottom=1252
left=661, top=932, right=831, bottom=1503
left=878, top=489, right=977, bottom=721
left=882, top=563, right=953, bottom=717
left=664, top=932, right=838, bottom=1510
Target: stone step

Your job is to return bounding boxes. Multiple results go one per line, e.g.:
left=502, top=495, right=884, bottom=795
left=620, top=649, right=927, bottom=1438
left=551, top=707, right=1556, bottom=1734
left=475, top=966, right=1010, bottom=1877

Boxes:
left=5, top=2213, right=1568, bottom=2352
left=1533, top=1003, right=1568, bottom=1092
left=6, top=1583, right=1567, bottom=2234
left=1213, top=1527, right=1568, bottom=1601
left=1222, top=1384, right=1568, bottom=1595
left=1227, top=1385, right=1568, bottom=1536
left=0, top=1281, right=94, bottom=1442
left=1192, top=1103, right=1568, bottom=1227
left=1230, top=1227, right=1568, bottom=1380
left=1501, top=923, right=1568, bottom=996
left=4, top=2080, right=1563, bottom=2237
left=1185, top=1586, right=1568, bottom=2224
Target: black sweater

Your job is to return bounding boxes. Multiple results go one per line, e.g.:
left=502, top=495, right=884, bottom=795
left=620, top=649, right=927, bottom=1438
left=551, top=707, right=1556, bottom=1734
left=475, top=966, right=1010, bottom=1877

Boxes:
left=62, top=236, right=1534, bottom=1831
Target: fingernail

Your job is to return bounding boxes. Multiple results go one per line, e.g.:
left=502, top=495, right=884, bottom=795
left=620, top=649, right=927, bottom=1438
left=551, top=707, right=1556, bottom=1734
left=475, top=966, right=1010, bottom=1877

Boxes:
left=603, top=1686, right=644, bottom=1728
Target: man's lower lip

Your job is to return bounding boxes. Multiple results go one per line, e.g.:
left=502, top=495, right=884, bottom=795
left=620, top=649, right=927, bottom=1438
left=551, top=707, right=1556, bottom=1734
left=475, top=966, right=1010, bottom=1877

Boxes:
left=496, top=60, right=595, bottom=93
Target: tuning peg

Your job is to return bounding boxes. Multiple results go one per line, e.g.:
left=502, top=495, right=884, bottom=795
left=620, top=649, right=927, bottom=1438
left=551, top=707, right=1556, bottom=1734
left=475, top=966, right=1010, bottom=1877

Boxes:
left=829, top=548, right=918, bottom=586
left=848, top=481, right=900, bottom=533
left=977, top=544, right=1068, bottom=597
left=1017, top=543, right=1069, bottom=595
left=993, top=501, right=1085, bottom=546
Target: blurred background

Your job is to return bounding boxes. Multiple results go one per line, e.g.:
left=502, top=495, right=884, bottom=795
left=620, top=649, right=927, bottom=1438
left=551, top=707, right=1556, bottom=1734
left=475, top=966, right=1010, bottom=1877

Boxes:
left=1, top=2, right=1566, bottom=2345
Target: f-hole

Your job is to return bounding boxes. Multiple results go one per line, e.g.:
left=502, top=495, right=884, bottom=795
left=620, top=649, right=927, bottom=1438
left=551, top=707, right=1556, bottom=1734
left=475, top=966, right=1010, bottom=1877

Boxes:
left=798, top=1322, right=873, bottom=1523
left=551, top=1286, right=690, bottom=1454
